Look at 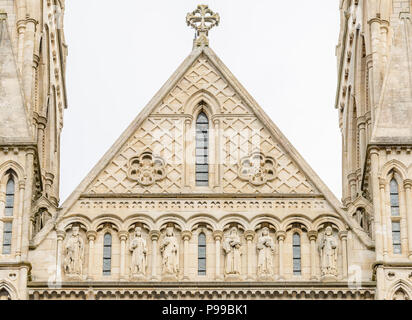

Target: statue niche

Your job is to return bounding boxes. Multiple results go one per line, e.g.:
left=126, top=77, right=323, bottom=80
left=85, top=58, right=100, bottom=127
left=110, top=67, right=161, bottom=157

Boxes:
left=160, top=226, right=179, bottom=280
left=63, top=225, right=85, bottom=279
left=256, top=227, right=275, bottom=279
left=129, top=226, right=147, bottom=279
left=223, top=226, right=242, bottom=279
left=319, top=226, right=338, bottom=280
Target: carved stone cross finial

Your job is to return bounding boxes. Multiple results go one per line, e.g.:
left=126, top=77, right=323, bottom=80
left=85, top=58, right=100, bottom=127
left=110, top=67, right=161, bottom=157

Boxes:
left=186, top=4, right=220, bottom=47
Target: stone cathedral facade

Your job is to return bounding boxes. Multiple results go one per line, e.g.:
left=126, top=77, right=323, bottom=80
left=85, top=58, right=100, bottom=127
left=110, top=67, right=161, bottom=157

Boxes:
left=0, top=0, right=411, bottom=300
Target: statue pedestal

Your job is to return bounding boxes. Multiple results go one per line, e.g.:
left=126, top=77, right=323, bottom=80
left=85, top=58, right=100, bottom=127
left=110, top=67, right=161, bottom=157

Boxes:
left=224, top=274, right=241, bottom=282
left=65, top=274, right=83, bottom=281
left=257, top=274, right=274, bottom=282
left=130, top=274, right=146, bottom=281
left=321, top=274, right=338, bottom=282
left=162, top=274, right=178, bottom=282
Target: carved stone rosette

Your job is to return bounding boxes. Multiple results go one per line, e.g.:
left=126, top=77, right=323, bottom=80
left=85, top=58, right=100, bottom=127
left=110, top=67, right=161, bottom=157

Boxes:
left=127, top=151, right=166, bottom=186
left=238, top=152, right=277, bottom=186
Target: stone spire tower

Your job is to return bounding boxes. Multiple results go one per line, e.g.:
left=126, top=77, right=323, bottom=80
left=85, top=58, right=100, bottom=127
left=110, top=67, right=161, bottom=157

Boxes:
left=336, top=0, right=412, bottom=299
left=0, top=0, right=67, bottom=299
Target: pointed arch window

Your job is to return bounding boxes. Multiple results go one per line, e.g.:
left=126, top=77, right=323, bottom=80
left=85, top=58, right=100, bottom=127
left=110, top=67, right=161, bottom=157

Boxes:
left=196, top=111, right=209, bottom=186
left=2, top=222, right=12, bottom=255
left=390, top=178, right=401, bottom=254
left=102, top=233, right=112, bottom=276
left=5, top=177, right=15, bottom=217
left=390, top=178, right=400, bottom=216
left=293, top=233, right=301, bottom=275
left=198, top=233, right=207, bottom=275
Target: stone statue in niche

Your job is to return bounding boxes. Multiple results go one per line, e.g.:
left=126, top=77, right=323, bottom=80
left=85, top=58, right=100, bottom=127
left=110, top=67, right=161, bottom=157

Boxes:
left=63, top=225, right=84, bottom=278
left=319, top=226, right=338, bottom=278
left=223, top=227, right=242, bottom=276
left=160, top=226, right=179, bottom=278
left=257, top=227, right=275, bottom=278
left=129, top=227, right=147, bottom=278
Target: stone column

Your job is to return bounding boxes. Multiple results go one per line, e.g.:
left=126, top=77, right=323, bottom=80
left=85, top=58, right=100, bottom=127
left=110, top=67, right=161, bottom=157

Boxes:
left=379, top=178, right=388, bottom=260
left=276, top=231, right=286, bottom=280
left=119, top=231, right=128, bottom=281
left=15, top=1, right=26, bottom=71
left=403, top=180, right=412, bottom=259
left=339, top=231, right=348, bottom=279
left=213, top=119, right=221, bottom=191
left=213, top=231, right=223, bottom=280
left=86, top=231, right=97, bottom=280
left=56, top=230, right=66, bottom=282
left=182, top=230, right=192, bottom=280
left=308, top=230, right=318, bottom=280
left=22, top=149, right=35, bottom=260
left=15, top=181, right=25, bottom=259
left=358, top=119, right=366, bottom=167
left=244, top=230, right=255, bottom=280
left=370, top=148, right=383, bottom=261
left=149, top=230, right=160, bottom=280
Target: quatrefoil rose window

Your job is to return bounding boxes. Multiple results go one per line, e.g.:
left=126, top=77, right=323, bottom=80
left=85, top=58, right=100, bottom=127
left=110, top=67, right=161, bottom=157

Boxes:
left=127, top=152, right=166, bottom=186
left=238, top=152, right=277, bottom=186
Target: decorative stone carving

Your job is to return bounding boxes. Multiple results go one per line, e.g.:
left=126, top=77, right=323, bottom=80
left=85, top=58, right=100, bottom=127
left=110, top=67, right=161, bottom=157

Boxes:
left=223, top=227, right=242, bottom=277
left=63, top=225, right=84, bottom=278
left=129, top=227, right=147, bottom=278
left=127, top=151, right=166, bottom=186
left=257, top=227, right=275, bottom=279
left=186, top=5, right=220, bottom=47
left=238, top=152, right=276, bottom=186
left=319, top=226, right=338, bottom=279
left=160, top=226, right=179, bottom=279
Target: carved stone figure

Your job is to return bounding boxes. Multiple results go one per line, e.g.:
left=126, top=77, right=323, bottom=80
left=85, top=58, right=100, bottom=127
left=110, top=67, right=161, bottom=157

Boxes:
left=320, top=226, right=338, bottom=278
left=257, top=227, right=275, bottom=277
left=223, top=227, right=242, bottom=276
left=129, top=227, right=147, bottom=277
left=63, top=225, right=84, bottom=277
left=160, top=226, right=179, bottom=276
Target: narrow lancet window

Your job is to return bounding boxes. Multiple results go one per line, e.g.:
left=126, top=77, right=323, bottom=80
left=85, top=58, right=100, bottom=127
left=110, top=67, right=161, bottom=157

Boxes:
left=198, top=233, right=207, bottom=275
left=390, top=179, right=400, bottom=216
left=196, top=111, right=209, bottom=186
left=5, top=178, right=15, bottom=217
left=293, top=233, right=301, bottom=275
left=390, top=178, right=401, bottom=254
left=2, top=222, right=12, bottom=254
left=103, top=233, right=112, bottom=276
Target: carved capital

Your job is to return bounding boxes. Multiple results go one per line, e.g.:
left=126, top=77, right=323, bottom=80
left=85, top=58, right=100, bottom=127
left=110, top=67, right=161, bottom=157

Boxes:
left=379, top=178, right=386, bottom=189
left=308, top=230, right=318, bottom=241
left=276, top=231, right=286, bottom=241
left=244, top=230, right=255, bottom=241
left=18, top=180, right=25, bottom=190
left=118, top=231, right=129, bottom=241
left=181, top=230, right=192, bottom=241
left=86, top=231, right=97, bottom=241
left=213, top=230, right=224, bottom=241
left=56, top=230, right=66, bottom=241
left=339, top=231, right=348, bottom=240
left=403, top=179, right=412, bottom=190
left=149, top=230, right=161, bottom=241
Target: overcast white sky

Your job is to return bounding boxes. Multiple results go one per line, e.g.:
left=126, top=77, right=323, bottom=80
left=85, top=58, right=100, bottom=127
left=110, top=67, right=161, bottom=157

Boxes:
left=61, top=0, right=342, bottom=202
